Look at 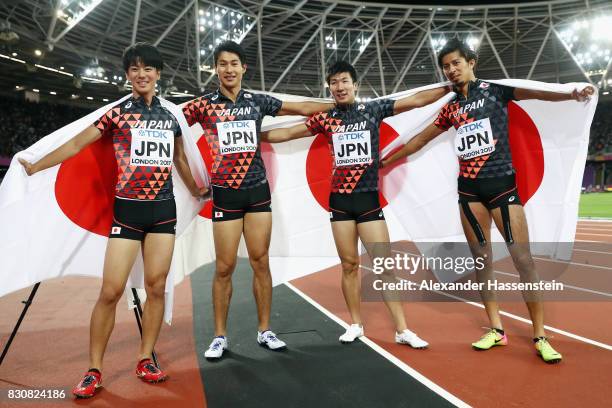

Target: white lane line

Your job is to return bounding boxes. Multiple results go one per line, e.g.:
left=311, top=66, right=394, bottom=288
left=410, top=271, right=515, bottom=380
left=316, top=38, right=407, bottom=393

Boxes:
left=573, top=248, right=612, bottom=255
left=532, top=256, right=612, bottom=271
left=398, top=282, right=612, bottom=351
left=575, top=232, right=612, bottom=237
left=492, top=270, right=612, bottom=298
left=386, top=249, right=612, bottom=350
left=284, top=282, right=472, bottom=408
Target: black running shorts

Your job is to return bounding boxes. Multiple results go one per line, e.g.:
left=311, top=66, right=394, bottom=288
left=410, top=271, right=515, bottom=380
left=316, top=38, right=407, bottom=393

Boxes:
left=329, top=191, right=385, bottom=224
left=110, top=197, right=177, bottom=241
left=458, top=173, right=522, bottom=210
left=211, top=181, right=272, bottom=222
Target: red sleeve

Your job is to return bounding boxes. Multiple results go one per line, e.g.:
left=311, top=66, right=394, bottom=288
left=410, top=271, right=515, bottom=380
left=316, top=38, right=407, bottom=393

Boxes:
left=92, top=107, right=118, bottom=135
left=182, top=98, right=205, bottom=127
left=433, top=103, right=452, bottom=131
left=305, top=112, right=326, bottom=135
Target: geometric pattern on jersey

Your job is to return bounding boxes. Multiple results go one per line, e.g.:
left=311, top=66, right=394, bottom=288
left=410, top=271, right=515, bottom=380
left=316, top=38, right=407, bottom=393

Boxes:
left=93, top=95, right=181, bottom=200
left=305, top=99, right=394, bottom=193
left=434, top=79, right=516, bottom=179
left=182, top=88, right=282, bottom=189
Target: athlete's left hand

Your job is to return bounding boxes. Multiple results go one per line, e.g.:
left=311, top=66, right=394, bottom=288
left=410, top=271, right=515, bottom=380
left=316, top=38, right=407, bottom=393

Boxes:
left=192, top=186, right=210, bottom=199
left=572, top=86, right=595, bottom=102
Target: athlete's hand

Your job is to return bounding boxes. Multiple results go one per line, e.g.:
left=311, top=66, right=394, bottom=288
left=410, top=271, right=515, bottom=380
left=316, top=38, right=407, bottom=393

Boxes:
left=380, top=159, right=389, bottom=169
left=18, top=158, right=36, bottom=176
left=192, top=186, right=210, bottom=199
left=572, top=86, right=595, bottom=102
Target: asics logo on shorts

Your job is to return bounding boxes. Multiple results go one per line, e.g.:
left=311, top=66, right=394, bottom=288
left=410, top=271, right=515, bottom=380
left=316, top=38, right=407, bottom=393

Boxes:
left=509, top=196, right=516, bottom=203
left=379, top=211, right=383, bottom=218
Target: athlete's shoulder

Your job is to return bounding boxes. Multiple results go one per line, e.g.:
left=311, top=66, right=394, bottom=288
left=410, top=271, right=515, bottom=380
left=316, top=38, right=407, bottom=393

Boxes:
left=475, top=79, right=492, bottom=90
left=248, top=91, right=274, bottom=104
left=200, top=92, right=217, bottom=103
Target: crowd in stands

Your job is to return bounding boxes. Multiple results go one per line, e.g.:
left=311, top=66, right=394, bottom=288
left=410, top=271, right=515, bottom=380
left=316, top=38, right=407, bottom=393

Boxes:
left=0, top=97, right=92, bottom=157
left=589, top=101, right=612, bottom=155
left=0, top=95, right=611, bottom=157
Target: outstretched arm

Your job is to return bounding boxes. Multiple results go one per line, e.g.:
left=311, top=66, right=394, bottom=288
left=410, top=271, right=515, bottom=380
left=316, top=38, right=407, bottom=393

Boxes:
left=514, top=85, right=595, bottom=102
left=381, top=123, right=445, bottom=168
left=173, top=137, right=208, bottom=198
left=261, top=123, right=313, bottom=143
left=278, top=101, right=335, bottom=116
left=18, top=125, right=102, bottom=176
left=393, top=86, right=450, bottom=115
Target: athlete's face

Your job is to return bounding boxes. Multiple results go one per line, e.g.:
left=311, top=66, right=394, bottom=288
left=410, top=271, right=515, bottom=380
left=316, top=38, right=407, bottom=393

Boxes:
left=328, top=72, right=358, bottom=105
left=215, top=51, right=246, bottom=89
left=441, top=51, right=476, bottom=85
left=126, top=61, right=160, bottom=96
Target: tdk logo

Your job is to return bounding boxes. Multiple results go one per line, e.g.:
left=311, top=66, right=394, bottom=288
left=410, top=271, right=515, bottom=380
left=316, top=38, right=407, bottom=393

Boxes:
left=138, top=129, right=168, bottom=139
left=457, top=122, right=484, bottom=135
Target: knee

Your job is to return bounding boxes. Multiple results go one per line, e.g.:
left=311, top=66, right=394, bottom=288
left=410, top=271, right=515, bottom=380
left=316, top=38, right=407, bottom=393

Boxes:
left=340, top=257, right=359, bottom=275
left=216, top=259, right=236, bottom=280
left=98, top=284, right=124, bottom=306
left=145, top=277, right=166, bottom=300
left=249, top=252, right=269, bottom=275
left=512, top=251, right=535, bottom=272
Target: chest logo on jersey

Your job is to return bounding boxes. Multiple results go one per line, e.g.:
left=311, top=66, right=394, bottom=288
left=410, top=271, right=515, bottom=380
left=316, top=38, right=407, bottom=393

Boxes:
left=216, top=120, right=257, bottom=155
left=334, top=121, right=367, bottom=133
left=130, top=128, right=174, bottom=167
left=452, top=98, right=485, bottom=117
left=135, top=120, right=174, bottom=129
left=217, top=107, right=252, bottom=116
left=454, top=118, right=495, bottom=160
left=332, top=130, right=371, bottom=166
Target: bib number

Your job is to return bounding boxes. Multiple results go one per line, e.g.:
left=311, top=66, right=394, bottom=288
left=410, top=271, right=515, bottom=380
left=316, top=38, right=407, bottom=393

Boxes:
left=455, top=118, right=495, bottom=160
left=216, top=120, right=257, bottom=155
left=332, top=130, right=372, bottom=167
left=130, top=128, right=174, bottom=167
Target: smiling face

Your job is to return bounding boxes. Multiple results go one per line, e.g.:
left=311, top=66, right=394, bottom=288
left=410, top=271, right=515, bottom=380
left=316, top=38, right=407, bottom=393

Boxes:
left=328, top=72, right=358, bottom=105
left=126, top=61, right=160, bottom=97
left=440, top=50, right=476, bottom=86
left=215, top=51, right=246, bottom=89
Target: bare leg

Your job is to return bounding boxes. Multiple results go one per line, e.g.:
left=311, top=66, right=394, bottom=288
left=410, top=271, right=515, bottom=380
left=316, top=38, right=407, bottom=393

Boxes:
left=330, top=221, right=362, bottom=326
left=357, top=220, right=408, bottom=333
left=138, top=233, right=175, bottom=360
left=458, top=202, right=502, bottom=330
left=212, top=218, right=244, bottom=336
left=243, top=211, right=273, bottom=332
left=491, top=205, right=545, bottom=338
left=89, top=238, right=141, bottom=371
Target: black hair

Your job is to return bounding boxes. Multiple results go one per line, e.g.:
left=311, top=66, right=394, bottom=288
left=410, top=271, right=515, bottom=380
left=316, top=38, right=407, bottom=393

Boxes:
left=437, top=38, right=478, bottom=68
left=326, top=60, right=358, bottom=84
left=214, top=40, right=247, bottom=66
left=122, top=42, right=164, bottom=72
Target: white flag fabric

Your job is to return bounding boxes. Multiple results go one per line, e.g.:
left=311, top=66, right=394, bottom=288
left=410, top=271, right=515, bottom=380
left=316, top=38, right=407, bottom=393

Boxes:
left=172, top=80, right=597, bottom=285
left=0, top=80, right=597, bottom=321
left=0, top=95, right=208, bottom=324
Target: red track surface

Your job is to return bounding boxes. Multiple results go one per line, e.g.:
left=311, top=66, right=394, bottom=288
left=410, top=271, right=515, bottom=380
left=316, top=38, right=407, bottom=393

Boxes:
left=0, top=278, right=206, bottom=408
left=291, top=220, right=612, bottom=407
left=0, top=220, right=610, bottom=407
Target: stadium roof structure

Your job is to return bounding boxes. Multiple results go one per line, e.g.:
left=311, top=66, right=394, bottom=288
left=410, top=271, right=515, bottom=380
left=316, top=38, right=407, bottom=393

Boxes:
left=1, top=0, right=611, bottom=103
